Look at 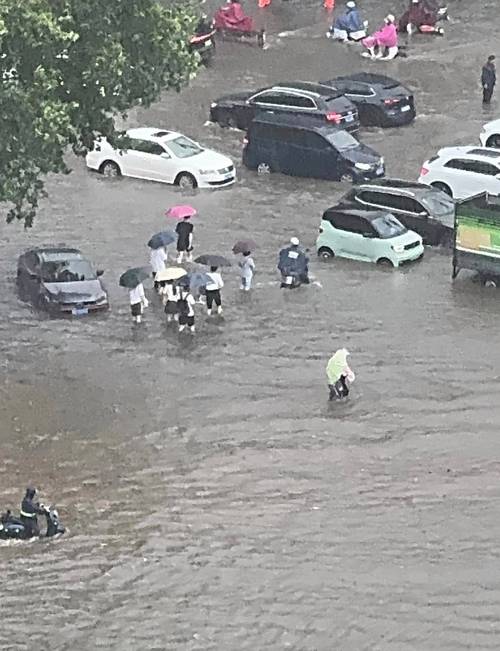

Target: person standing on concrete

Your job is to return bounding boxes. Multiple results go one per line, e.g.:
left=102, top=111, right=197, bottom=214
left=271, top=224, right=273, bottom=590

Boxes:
left=482, top=55, right=496, bottom=105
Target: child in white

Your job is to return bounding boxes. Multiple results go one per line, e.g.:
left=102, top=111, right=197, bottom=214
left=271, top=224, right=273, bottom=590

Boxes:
left=205, top=266, right=224, bottom=315
left=177, top=289, right=196, bottom=333
left=129, top=283, right=149, bottom=324
left=150, top=247, right=168, bottom=290
left=238, top=251, right=255, bottom=291
left=162, top=280, right=180, bottom=323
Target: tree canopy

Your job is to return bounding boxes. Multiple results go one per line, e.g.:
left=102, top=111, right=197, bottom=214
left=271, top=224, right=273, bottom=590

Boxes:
left=0, top=0, right=198, bottom=226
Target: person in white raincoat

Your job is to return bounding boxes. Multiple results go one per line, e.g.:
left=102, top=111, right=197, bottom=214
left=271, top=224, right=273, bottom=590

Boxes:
left=326, top=348, right=355, bottom=400
left=150, top=246, right=168, bottom=291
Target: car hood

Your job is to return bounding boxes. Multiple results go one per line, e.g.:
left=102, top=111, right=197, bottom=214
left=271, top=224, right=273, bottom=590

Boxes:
left=184, top=149, right=234, bottom=170
left=387, top=230, right=422, bottom=245
left=343, top=143, right=382, bottom=166
left=484, top=118, right=500, bottom=132
left=213, top=91, right=253, bottom=105
left=42, top=280, right=107, bottom=303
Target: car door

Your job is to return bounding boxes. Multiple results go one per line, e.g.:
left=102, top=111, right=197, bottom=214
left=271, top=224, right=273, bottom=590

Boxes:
left=285, top=130, right=332, bottom=179
left=21, top=252, right=42, bottom=300
left=442, top=159, right=473, bottom=197
left=332, top=213, right=373, bottom=260
left=141, top=141, right=176, bottom=183
left=122, top=139, right=173, bottom=181
left=334, top=80, right=375, bottom=120
left=471, top=161, right=500, bottom=195
left=246, top=91, right=286, bottom=128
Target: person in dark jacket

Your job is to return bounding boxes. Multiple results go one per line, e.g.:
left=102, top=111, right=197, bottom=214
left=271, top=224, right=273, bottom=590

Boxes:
left=482, top=55, right=496, bottom=104
left=278, top=237, right=310, bottom=288
left=20, top=486, right=42, bottom=538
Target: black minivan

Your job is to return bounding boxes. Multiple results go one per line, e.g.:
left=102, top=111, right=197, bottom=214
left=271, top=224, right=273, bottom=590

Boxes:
left=242, top=114, right=384, bottom=182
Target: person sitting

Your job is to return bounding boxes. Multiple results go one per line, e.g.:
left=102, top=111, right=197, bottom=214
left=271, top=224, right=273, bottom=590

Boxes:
left=278, top=237, right=310, bottom=288
left=214, top=0, right=254, bottom=33
left=362, top=14, right=398, bottom=60
left=328, top=1, right=365, bottom=42
left=19, top=487, right=43, bottom=538
left=398, top=0, right=444, bottom=35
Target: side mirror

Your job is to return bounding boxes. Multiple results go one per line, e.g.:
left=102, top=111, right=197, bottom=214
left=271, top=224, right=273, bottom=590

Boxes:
left=362, top=232, right=374, bottom=238
left=161, top=153, right=171, bottom=159
left=418, top=211, right=428, bottom=218
left=96, top=269, right=104, bottom=277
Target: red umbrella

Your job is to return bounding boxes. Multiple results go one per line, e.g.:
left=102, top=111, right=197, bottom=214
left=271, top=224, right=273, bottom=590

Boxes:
left=166, top=205, right=197, bottom=219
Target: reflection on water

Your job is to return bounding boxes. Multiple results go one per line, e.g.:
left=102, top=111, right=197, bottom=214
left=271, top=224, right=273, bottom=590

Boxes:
left=2, top=1, right=500, bottom=648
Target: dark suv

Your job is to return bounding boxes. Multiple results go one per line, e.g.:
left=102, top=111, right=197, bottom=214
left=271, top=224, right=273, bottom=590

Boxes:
left=319, top=73, right=415, bottom=127
left=209, top=81, right=359, bottom=132
left=243, top=113, right=384, bottom=182
left=342, top=179, right=455, bottom=245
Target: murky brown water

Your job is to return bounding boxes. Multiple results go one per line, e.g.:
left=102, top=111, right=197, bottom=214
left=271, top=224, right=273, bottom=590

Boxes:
left=2, top=1, right=500, bottom=649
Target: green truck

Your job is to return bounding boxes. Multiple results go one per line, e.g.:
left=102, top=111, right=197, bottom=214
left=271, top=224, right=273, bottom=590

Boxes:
left=452, top=192, right=500, bottom=287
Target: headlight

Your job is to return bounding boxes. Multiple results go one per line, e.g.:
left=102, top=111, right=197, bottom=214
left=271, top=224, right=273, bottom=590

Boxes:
left=210, top=102, right=217, bottom=108
left=392, top=244, right=405, bottom=253
left=379, top=157, right=384, bottom=166
left=199, top=169, right=217, bottom=175
left=96, top=294, right=108, bottom=304
left=354, top=162, right=371, bottom=171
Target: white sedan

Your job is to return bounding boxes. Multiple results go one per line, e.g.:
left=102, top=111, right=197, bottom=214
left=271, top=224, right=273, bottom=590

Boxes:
left=86, top=127, right=236, bottom=189
left=480, top=119, right=500, bottom=149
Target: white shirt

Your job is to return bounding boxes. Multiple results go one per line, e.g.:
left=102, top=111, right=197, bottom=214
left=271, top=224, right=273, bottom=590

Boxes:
left=150, top=248, right=168, bottom=274
left=181, top=293, right=196, bottom=317
left=239, top=257, right=255, bottom=279
left=164, top=283, right=179, bottom=302
left=205, top=272, right=224, bottom=291
left=129, top=283, right=145, bottom=305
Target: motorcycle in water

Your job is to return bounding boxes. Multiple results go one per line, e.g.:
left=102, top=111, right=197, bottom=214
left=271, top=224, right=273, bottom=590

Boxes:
left=0, top=504, right=65, bottom=540
left=213, top=0, right=266, bottom=48
left=189, top=16, right=217, bottom=65
left=280, top=271, right=310, bottom=289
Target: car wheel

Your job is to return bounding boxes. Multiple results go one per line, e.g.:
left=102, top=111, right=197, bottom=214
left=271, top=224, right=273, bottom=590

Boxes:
left=484, top=278, right=498, bottom=288
left=486, top=134, right=500, bottom=149
left=99, top=160, right=121, bottom=177
left=431, top=182, right=452, bottom=197
left=340, top=172, right=354, bottom=183
left=376, top=258, right=394, bottom=268
left=175, top=172, right=198, bottom=189
left=218, top=111, right=238, bottom=129
left=257, top=162, right=272, bottom=175
left=318, top=247, right=334, bottom=260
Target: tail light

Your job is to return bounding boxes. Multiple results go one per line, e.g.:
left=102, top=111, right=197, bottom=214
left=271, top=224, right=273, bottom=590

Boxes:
left=242, top=137, right=248, bottom=145
left=326, top=111, right=341, bottom=124
left=420, top=166, right=429, bottom=176
left=384, top=98, right=399, bottom=106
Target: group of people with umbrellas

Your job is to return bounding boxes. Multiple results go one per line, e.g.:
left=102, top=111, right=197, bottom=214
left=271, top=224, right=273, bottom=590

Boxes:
left=119, top=205, right=257, bottom=332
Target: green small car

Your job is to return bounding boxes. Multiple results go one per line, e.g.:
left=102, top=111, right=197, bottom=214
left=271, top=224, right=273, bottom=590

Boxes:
left=316, top=204, right=424, bottom=267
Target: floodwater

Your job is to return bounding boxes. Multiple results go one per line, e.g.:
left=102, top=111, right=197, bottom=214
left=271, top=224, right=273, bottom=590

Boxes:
left=1, top=1, right=500, bottom=649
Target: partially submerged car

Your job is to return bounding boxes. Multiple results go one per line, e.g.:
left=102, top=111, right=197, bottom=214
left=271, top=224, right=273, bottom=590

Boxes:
left=17, top=247, right=109, bottom=315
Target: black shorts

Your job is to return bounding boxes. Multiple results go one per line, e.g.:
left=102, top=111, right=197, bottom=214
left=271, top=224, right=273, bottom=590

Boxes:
left=176, top=243, right=192, bottom=253
left=164, top=301, right=178, bottom=315
left=179, top=314, right=195, bottom=326
left=205, top=289, right=221, bottom=308
left=130, top=302, right=142, bottom=317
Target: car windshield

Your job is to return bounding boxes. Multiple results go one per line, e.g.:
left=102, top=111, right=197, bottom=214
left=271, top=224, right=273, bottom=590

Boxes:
left=372, top=214, right=407, bottom=239
left=41, top=260, right=96, bottom=283
left=167, top=136, right=203, bottom=158
left=326, top=130, right=359, bottom=151
left=420, top=193, right=455, bottom=217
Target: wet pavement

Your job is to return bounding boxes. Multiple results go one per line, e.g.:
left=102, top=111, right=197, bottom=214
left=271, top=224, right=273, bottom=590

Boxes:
left=1, top=1, right=500, bottom=649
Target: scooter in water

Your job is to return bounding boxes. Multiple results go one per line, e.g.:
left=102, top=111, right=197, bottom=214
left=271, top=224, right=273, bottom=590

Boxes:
left=0, top=504, right=65, bottom=540
left=280, top=271, right=310, bottom=289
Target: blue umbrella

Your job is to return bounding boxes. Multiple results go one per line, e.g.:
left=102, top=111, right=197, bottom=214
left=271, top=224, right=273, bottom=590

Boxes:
left=148, top=231, right=177, bottom=249
left=176, top=271, right=212, bottom=291
left=119, top=266, right=150, bottom=289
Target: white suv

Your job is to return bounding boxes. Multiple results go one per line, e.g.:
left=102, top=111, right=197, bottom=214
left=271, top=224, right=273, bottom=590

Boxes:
left=86, top=127, right=236, bottom=189
left=480, top=119, right=500, bottom=149
left=418, top=146, right=500, bottom=199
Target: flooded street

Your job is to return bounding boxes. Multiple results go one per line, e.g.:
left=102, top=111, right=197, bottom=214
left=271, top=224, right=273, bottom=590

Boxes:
left=1, top=1, right=500, bottom=649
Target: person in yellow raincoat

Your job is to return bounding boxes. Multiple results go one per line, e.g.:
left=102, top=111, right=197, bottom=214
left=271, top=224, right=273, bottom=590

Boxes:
left=326, top=348, right=355, bottom=400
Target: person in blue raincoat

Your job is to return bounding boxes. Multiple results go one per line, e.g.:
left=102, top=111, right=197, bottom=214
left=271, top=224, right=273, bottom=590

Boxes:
left=278, top=237, right=310, bottom=288
left=328, top=1, right=365, bottom=42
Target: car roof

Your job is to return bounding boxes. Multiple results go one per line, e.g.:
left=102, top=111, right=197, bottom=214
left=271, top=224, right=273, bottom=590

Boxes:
left=251, top=111, right=339, bottom=133
left=127, top=127, right=180, bottom=142
left=355, top=178, right=440, bottom=195
left=324, top=204, right=389, bottom=221
left=273, top=81, right=342, bottom=99
left=334, top=73, right=403, bottom=88
left=26, top=247, right=83, bottom=262
left=436, top=146, right=500, bottom=162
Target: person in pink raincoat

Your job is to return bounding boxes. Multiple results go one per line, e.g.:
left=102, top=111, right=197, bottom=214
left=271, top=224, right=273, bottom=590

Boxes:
left=362, top=14, right=398, bottom=58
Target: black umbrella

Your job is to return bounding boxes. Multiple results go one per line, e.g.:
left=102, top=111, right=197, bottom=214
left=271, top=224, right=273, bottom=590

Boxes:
left=195, top=254, right=232, bottom=267
left=119, top=266, right=150, bottom=289
left=176, top=271, right=212, bottom=290
left=148, top=231, right=176, bottom=249
left=232, top=239, right=257, bottom=254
